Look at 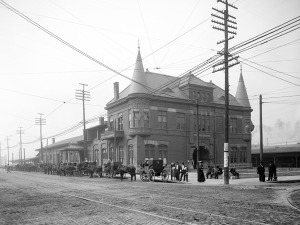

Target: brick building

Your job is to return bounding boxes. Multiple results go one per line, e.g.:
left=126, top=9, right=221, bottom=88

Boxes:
left=98, top=48, right=254, bottom=168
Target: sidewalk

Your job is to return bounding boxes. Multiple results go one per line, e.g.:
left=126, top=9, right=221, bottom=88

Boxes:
left=173, top=172, right=300, bottom=186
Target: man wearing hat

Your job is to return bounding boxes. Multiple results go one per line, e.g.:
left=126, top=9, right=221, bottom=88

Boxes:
left=197, top=161, right=205, bottom=182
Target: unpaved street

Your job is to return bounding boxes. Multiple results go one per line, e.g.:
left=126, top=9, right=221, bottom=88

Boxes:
left=0, top=170, right=300, bottom=225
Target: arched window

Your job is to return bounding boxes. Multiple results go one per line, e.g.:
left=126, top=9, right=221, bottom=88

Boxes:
left=158, top=144, right=168, bottom=164
left=128, top=144, right=134, bottom=165
left=145, top=144, right=155, bottom=161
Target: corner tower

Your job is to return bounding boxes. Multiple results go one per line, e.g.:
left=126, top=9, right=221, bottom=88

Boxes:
left=235, top=64, right=251, bottom=108
left=129, top=46, right=148, bottom=94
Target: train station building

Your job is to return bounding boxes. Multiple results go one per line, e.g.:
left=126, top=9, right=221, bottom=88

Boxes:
left=97, top=48, right=254, bottom=168
left=36, top=48, right=254, bottom=168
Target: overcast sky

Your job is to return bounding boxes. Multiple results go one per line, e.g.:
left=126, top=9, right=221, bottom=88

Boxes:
left=0, top=0, right=299, bottom=161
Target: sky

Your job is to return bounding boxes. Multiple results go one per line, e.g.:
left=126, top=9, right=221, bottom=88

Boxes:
left=0, top=0, right=299, bottom=163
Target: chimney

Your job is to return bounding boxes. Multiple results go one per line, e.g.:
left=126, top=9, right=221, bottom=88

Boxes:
left=99, top=117, right=105, bottom=125
left=114, top=82, right=119, bottom=101
left=52, top=138, right=55, bottom=144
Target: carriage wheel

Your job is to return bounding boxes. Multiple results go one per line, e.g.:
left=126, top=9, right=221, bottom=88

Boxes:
left=140, top=171, right=147, bottom=181
left=162, top=169, right=169, bottom=182
left=149, top=169, right=155, bottom=182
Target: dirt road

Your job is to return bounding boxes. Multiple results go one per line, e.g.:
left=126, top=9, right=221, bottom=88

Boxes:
left=0, top=170, right=299, bottom=224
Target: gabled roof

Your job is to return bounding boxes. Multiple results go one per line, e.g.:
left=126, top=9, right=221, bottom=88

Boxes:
left=107, top=49, right=247, bottom=108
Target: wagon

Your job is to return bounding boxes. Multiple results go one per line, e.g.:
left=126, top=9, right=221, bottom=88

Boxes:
left=140, top=160, right=169, bottom=182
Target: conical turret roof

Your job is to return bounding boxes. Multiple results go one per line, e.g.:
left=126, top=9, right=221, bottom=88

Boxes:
left=235, top=65, right=251, bottom=108
left=129, top=47, right=148, bottom=94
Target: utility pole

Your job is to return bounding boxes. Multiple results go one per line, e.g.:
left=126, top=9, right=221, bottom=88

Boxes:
left=259, top=94, right=263, bottom=162
left=212, top=0, right=239, bottom=185
left=0, top=141, right=2, bottom=166
left=16, top=127, right=24, bottom=165
left=6, top=137, right=10, bottom=165
left=196, top=99, right=200, bottom=180
left=76, top=83, right=90, bottom=162
left=23, top=148, right=26, bottom=162
left=35, top=113, right=46, bottom=162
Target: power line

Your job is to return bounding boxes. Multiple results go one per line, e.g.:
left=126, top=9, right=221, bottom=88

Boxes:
left=243, top=62, right=300, bottom=87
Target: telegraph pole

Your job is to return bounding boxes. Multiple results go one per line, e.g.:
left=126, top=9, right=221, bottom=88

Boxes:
left=76, top=83, right=90, bottom=162
left=6, top=137, right=10, bottom=165
left=16, top=127, right=24, bottom=164
left=212, top=0, right=239, bottom=185
left=259, top=94, right=263, bottom=162
left=0, top=141, right=2, bottom=166
left=196, top=99, right=200, bottom=180
left=35, top=113, right=46, bottom=162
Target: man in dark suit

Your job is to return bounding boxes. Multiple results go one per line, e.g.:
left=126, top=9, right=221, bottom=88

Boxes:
left=175, top=161, right=181, bottom=181
left=257, top=161, right=265, bottom=182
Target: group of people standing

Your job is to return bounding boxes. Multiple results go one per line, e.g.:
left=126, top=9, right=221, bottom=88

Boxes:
left=171, top=161, right=189, bottom=182
left=257, top=161, right=277, bottom=182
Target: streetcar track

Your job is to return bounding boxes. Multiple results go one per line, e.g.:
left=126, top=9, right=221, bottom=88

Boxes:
left=26, top=171, right=300, bottom=216
left=67, top=194, right=194, bottom=225
left=12, top=171, right=300, bottom=217
left=7, top=172, right=281, bottom=224
left=7, top=171, right=300, bottom=224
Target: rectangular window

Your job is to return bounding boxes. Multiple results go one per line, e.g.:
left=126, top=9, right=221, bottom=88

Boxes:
left=230, top=147, right=237, bottom=163
left=230, top=118, right=237, bottom=133
left=158, top=145, right=168, bottom=164
left=145, top=144, right=155, bottom=160
left=144, top=109, right=149, bottom=128
left=206, top=114, right=210, bottom=132
left=118, top=113, right=123, bottom=131
left=240, top=147, right=246, bottom=163
left=158, top=111, right=167, bottom=129
left=119, top=146, right=124, bottom=163
left=176, top=113, right=185, bottom=130
left=201, top=115, right=205, bottom=131
left=128, top=145, right=134, bottom=165
left=133, top=109, right=141, bottom=128
left=109, top=116, right=114, bottom=131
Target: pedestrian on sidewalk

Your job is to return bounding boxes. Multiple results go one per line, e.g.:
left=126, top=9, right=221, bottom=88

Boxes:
left=206, top=165, right=213, bottom=179
left=175, top=161, right=181, bottom=181
left=257, top=161, right=265, bottom=182
left=170, top=162, right=175, bottom=181
left=179, top=162, right=187, bottom=182
left=267, top=161, right=274, bottom=181
left=197, top=161, right=205, bottom=182
left=6, top=164, right=11, bottom=173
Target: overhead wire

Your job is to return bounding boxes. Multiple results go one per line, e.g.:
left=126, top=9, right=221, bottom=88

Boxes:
left=2, top=1, right=300, bottom=147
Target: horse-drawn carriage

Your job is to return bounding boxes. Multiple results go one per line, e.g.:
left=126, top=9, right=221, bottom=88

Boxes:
left=140, top=159, right=169, bottom=182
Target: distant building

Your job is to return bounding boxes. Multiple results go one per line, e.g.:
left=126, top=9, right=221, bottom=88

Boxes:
left=252, top=143, right=300, bottom=167
left=36, top=122, right=107, bottom=164
left=97, top=48, right=254, bottom=168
